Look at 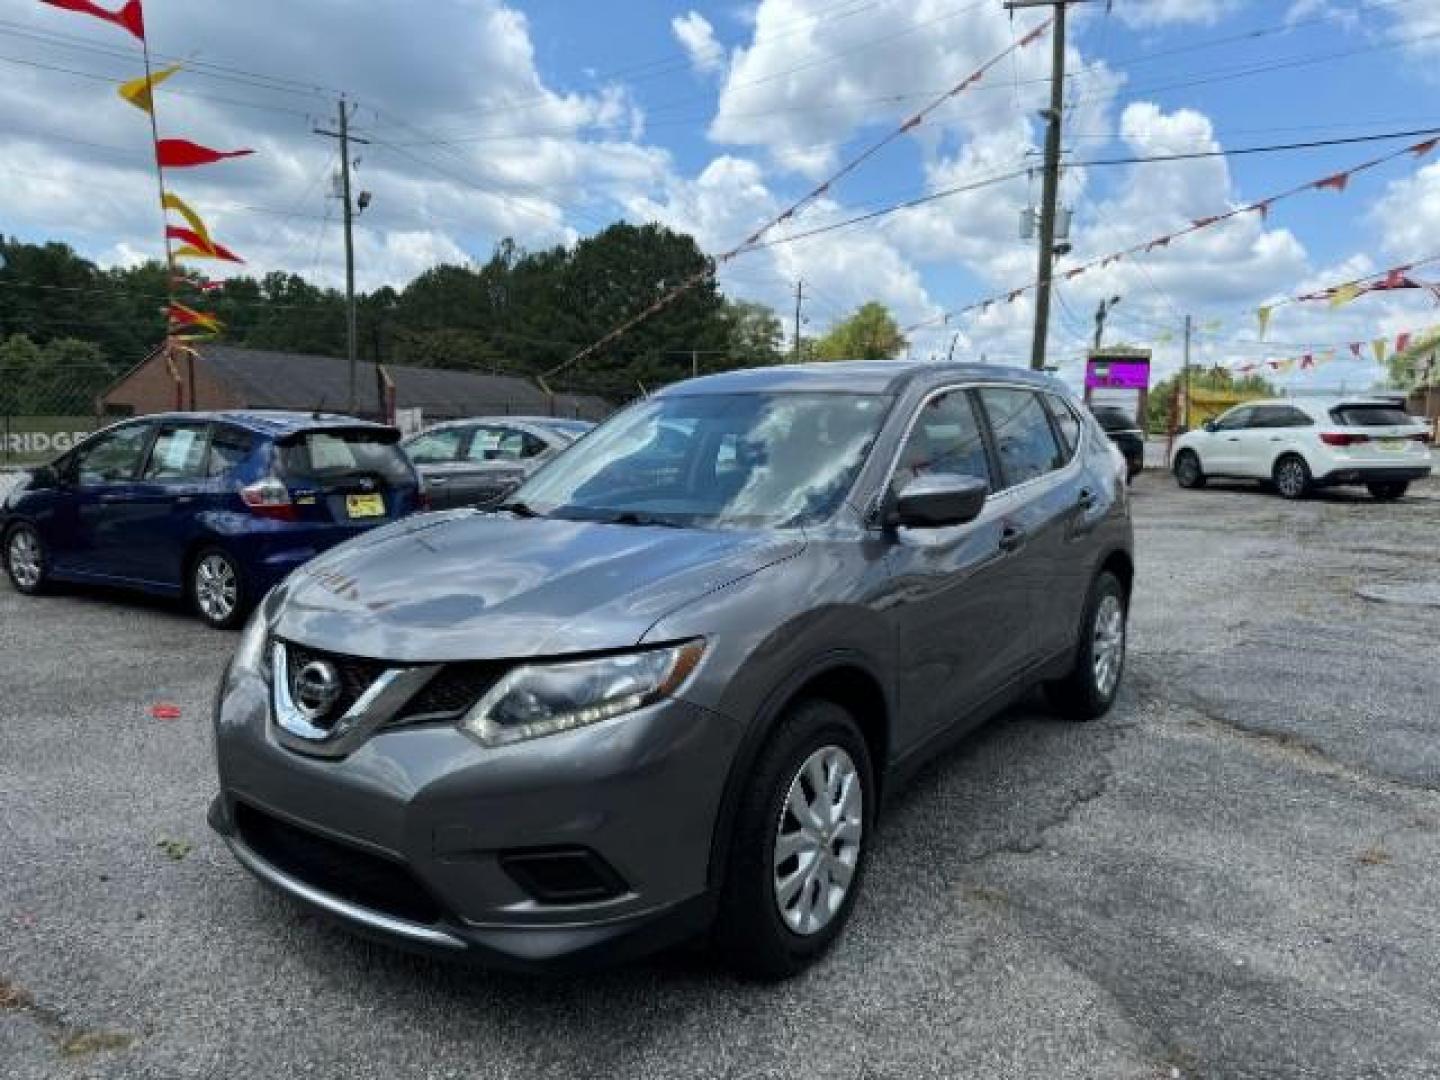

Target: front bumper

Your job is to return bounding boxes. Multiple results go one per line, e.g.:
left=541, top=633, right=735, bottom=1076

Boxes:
left=210, top=664, right=742, bottom=969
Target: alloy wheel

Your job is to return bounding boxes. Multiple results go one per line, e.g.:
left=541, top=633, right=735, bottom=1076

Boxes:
left=1276, top=459, right=1307, bottom=499
left=1092, top=593, right=1125, bottom=698
left=195, top=554, right=238, bottom=623
left=772, top=745, right=863, bottom=937
left=8, top=529, right=42, bottom=591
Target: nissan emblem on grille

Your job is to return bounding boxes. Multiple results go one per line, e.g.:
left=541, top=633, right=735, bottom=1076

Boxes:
left=293, top=660, right=342, bottom=723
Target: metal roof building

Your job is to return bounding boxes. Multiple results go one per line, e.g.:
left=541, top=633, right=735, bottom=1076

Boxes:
left=101, top=345, right=609, bottom=423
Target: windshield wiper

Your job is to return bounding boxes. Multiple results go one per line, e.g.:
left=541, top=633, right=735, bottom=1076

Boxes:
left=605, top=511, right=685, bottom=528
left=495, top=499, right=541, bottom=518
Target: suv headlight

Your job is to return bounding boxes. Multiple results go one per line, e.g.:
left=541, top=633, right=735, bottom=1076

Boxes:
left=460, top=640, right=706, bottom=747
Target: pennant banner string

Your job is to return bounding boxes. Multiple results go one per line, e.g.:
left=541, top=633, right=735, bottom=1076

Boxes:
left=905, top=134, right=1440, bottom=337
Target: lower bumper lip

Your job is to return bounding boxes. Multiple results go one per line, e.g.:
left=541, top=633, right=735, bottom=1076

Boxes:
left=219, top=826, right=467, bottom=950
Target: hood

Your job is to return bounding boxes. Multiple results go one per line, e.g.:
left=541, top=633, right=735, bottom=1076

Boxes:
left=271, top=510, right=803, bottom=661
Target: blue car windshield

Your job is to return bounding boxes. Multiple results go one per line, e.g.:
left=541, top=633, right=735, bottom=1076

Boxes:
left=515, top=392, right=890, bottom=528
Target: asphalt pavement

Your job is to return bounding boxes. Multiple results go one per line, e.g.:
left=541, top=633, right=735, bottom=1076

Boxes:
left=2, top=472, right=1438, bottom=1079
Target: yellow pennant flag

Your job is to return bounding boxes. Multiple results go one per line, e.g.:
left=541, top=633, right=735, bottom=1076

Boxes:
left=1329, top=283, right=1362, bottom=308
left=163, top=192, right=211, bottom=246
left=118, top=64, right=181, bottom=115
left=1372, top=338, right=1388, bottom=364
left=1256, top=306, right=1272, bottom=340
left=1274, top=358, right=1294, bottom=373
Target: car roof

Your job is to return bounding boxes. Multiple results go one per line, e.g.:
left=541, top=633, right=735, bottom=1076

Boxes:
left=655, top=360, right=1067, bottom=397
left=127, top=410, right=394, bottom=437
left=404, top=416, right=586, bottom=435
left=1241, top=398, right=1408, bottom=417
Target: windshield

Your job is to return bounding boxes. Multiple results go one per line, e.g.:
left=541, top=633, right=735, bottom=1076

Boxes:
left=514, top=392, right=890, bottom=528
left=278, top=429, right=413, bottom=485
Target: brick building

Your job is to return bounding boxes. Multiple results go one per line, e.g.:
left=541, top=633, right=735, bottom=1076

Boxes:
left=101, top=344, right=608, bottom=424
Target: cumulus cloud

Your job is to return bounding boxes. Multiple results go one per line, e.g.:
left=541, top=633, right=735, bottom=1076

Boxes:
left=672, top=11, right=726, bottom=75
left=1114, top=1, right=1241, bottom=29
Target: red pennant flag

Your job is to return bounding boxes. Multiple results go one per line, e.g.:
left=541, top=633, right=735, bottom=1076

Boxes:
left=1300, top=354, right=1315, bottom=370
left=1191, top=215, right=1221, bottom=229
left=166, top=226, right=243, bottom=263
left=1237, top=363, right=1257, bottom=374
left=1410, top=138, right=1439, bottom=159
left=168, top=302, right=222, bottom=332
left=1019, top=23, right=1047, bottom=47
left=1384, top=268, right=1408, bottom=289
left=1349, top=342, right=1362, bottom=358
left=1315, top=172, right=1350, bottom=193
left=1065, top=268, right=1085, bottom=280
left=40, top=0, right=143, bottom=40
left=1007, top=289, right=1022, bottom=304
left=1146, top=236, right=1171, bottom=252
left=1396, top=332, right=1412, bottom=353
left=899, top=115, right=923, bottom=133
left=1250, top=200, right=1272, bottom=220
left=155, top=139, right=254, bottom=168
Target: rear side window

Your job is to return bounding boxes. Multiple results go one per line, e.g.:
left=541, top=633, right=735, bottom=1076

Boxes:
left=977, top=388, right=1066, bottom=489
left=1330, top=404, right=1414, bottom=427
left=893, top=389, right=993, bottom=491
left=405, top=428, right=464, bottom=465
left=144, top=424, right=211, bottom=480
left=1044, top=394, right=1083, bottom=460
left=279, top=430, right=412, bottom=484
left=1251, top=406, right=1313, bottom=429
left=207, top=427, right=254, bottom=477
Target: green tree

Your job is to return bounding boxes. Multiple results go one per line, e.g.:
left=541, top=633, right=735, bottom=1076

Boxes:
left=719, top=299, right=785, bottom=366
left=813, top=301, right=907, bottom=360
left=1386, top=329, right=1440, bottom=390
left=1147, top=365, right=1275, bottom=432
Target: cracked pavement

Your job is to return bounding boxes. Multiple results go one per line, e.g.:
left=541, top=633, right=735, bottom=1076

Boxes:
left=2, top=473, right=1438, bottom=1079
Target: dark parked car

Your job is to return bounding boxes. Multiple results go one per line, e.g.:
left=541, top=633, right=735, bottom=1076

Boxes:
left=2, top=411, right=423, bottom=628
left=210, top=362, right=1133, bottom=977
left=1090, top=405, right=1144, bottom=479
left=402, top=416, right=594, bottom=509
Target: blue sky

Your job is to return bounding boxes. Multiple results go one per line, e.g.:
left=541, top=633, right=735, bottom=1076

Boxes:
left=3, top=0, right=1440, bottom=388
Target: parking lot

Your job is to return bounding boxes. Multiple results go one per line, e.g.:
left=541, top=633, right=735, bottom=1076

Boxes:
left=3, top=472, right=1438, bottom=1079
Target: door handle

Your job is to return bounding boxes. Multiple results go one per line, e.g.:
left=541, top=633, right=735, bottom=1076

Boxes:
left=98, top=493, right=127, bottom=504
left=427, top=476, right=450, bottom=485
left=1077, top=487, right=1097, bottom=510
left=1268, top=437, right=1281, bottom=442
left=1226, top=437, right=1241, bottom=442
left=998, top=524, right=1027, bottom=553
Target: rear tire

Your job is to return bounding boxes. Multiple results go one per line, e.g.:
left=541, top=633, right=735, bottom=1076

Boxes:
left=713, top=700, right=873, bottom=981
left=1173, top=450, right=1205, bottom=489
left=4, top=524, right=49, bottom=595
left=1045, top=571, right=1127, bottom=722
left=1367, top=481, right=1408, bottom=501
left=190, top=547, right=247, bottom=630
left=1272, top=454, right=1311, bottom=500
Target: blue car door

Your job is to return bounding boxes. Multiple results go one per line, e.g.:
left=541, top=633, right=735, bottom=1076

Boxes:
left=122, top=421, right=215, bottom=586
left=50, top=421, right=155, bottom=580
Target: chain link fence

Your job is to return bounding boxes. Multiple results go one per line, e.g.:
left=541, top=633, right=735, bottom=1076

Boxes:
left=1, top=364, right=106, bottom=466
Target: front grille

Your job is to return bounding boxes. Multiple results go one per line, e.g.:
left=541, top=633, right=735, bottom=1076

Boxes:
left=234, top=802, right=444, bottom=925
left=395, top=661, right=503, bottom=722
left=284, top=642, right=387, bottom=724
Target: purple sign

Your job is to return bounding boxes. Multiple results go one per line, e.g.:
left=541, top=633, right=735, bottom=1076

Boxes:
left=1085, top=359, right=1150, bottom=390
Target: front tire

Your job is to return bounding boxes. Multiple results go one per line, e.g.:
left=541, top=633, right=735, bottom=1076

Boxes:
left=1273, top=455, right=1311, bottom=500
left=1045, top=571, right=1127, bottom=722
left=190, top=547, right=247, bottom=630
left=1367, top=481, right=1408, bottom=501
left=714, top=700, right=873, bottom=980
left=1174, top=450, right=1206, bottom=489
left=5, top=524, right=49, bottom=595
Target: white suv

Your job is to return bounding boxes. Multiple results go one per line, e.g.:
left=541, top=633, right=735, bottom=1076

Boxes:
left=1172, top=398, right=1433, bottom=500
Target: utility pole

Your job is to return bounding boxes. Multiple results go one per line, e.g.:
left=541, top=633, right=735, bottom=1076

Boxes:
left=691, top=349, right=699, bottom=379
left=314, top=98, right=369, bottom=414
left=1093, top=295, right=1121, bottom=350
left=1008, top=0, right=1070, bottom=371
left=1182, top=313, right=1193, bottom=431
left=792, top=280, right=805, bottom=363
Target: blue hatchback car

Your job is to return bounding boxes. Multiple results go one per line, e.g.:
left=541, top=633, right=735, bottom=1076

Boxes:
left=1, top=411, right=423, bottom=628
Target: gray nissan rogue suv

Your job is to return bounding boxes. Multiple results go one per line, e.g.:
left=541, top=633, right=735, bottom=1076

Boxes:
left=210, top=361, right=1133, bottom=978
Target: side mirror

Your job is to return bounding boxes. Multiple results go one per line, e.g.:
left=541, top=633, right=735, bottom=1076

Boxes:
left=1202, top=419, right=1219, bottom=433
left=886, top=474, right=988, bottom=530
